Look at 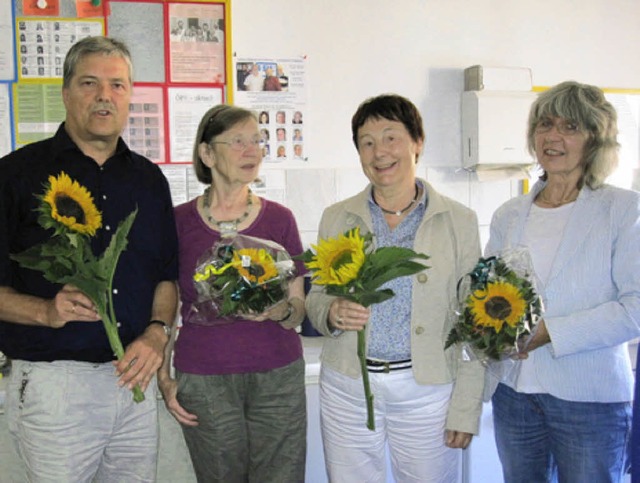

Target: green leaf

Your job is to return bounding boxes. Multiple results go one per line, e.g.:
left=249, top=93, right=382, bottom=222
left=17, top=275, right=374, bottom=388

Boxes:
left=292, top=249, right=315, bottom=264
left=96, top=209, right=137, bottom=280
left=361, top=260, right=429, bottom=291
left=356, top=289, right=394, bottom=307
left=368, top=247, right=429, bottom=266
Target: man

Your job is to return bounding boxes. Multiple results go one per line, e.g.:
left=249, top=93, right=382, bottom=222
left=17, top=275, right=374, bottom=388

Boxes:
left=171, top=19, right=185, bottom=39
left=243, top=64, right=264, bottom=92
left=211, top=22, right=223, bottom=42
left=0, top=36, right=178, bottom=482
left=202, top=22, right=215, bottom=42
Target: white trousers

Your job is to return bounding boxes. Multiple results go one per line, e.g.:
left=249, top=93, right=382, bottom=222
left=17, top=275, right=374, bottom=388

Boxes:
left=7, top=359, right=159, bottom=483
left=320, top=366, right=460, bottom=483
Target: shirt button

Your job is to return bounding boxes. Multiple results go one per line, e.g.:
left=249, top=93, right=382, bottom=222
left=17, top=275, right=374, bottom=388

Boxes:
left=415, top=326, right=425, bottom=335
left=113, top=288, right=118, bottom=294
left=105, top=225, right=111, bottom=231
left=102, top=194, right=107, bottom=200
left=417, top=273, right=428, bottom=283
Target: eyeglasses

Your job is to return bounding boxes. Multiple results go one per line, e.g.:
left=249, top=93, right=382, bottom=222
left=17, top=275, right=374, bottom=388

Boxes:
left=534, top=118, right=582, bottom=136
left=210, top=136, right=265, bottom=151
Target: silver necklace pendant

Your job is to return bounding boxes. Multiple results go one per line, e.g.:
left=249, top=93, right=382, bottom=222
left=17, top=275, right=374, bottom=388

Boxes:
left=218, top=221, right=238, bottom=237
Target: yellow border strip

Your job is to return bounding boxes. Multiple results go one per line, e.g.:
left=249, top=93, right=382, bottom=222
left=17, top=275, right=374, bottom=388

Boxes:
left=533, top=86, right=640, bottom=95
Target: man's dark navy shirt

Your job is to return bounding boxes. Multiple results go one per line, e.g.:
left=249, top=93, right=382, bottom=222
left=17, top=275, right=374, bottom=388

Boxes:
left=0, top=124, right=179, bottom=362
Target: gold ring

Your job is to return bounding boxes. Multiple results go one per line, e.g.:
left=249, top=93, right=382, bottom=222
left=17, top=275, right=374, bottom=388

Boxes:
left=71, top=303, right=76, bottom=313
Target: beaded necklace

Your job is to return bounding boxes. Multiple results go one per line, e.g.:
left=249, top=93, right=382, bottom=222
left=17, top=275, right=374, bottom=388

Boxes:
left=202, top=186, right=253, bottom=235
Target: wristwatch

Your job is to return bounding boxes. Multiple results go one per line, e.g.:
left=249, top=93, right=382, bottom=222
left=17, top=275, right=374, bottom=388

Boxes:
left=149, top=320, right=171, bottom=338
left=273, top=302, right=294, bottom=322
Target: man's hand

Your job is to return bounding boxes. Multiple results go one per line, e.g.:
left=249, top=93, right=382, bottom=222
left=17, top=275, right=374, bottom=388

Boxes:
left=113, top=324, right=167, bottom=392
left=47, top=284, right=100, bottom=328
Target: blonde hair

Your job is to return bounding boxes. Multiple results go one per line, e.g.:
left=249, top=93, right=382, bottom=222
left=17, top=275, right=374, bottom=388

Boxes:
left=527, top=81, right=619, bottom=189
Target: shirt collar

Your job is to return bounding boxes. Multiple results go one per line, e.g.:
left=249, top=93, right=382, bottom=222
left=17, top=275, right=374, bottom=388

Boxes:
left=51, top=123, right=134, bottom=165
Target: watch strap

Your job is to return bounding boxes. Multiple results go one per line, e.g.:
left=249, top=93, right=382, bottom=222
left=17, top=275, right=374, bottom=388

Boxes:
left=149, top=319, right=171, bottom=337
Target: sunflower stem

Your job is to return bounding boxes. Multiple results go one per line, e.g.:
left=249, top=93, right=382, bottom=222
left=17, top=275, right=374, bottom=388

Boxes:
left=96, top=306, right=145, bottom=403
left=104, top=227, right=145, bottom=403
left=357, top=329, right=375, bottom=431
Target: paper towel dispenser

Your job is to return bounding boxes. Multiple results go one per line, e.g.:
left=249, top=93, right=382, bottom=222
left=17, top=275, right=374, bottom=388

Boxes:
left=461, top=90, right=537, bottom=169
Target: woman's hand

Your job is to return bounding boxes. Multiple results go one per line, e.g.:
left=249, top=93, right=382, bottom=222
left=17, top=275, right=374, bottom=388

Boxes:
left=445, top=430, right=473, bottom=449
left=515, top=319, right=551, bottom=359
left=329, top=298, right=370, bottom=331
left=158, top=377, right=199, bottom=427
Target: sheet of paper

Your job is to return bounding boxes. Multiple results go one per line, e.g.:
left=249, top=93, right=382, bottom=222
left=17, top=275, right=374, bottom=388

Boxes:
left=167, top=86, right=224, bottom=163
left=168, top=3, right=225, bottom=84
left=14, top=83, right=65, bottom=144
left=121, top=86, right=165, bottom=163
left=16, top=18, right=103, bottom=80
left=0, top=84, right=12, bottom=157
left=234, top=56, right=307, bottom=164
left=0, top=2, right=15, bottom=80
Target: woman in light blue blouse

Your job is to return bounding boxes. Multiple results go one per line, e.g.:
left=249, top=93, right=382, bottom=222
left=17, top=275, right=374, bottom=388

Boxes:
left=486, top=81, right=640, bottom=483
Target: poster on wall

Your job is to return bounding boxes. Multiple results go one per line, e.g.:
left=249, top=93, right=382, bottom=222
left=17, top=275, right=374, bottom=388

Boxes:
left=120, top=86, right=166, bottom=164
left=0, top=84, right=12, bottom=157
left=167, top=86, right=224, bottom=163
left=16, top=18, right=103, bottom=80
left=0, top=1, right=15, bottom=80
left=168, top=2, right=225, bottom=84
left=13, top=83, right=66, bottom=145
left=605, top=93, right=640, bottom=190
left=234, top=56, right=307, bottom=164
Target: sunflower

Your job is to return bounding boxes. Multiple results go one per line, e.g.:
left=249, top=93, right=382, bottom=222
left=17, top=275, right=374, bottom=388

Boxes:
left=232, top=248, right=279, bottom=285
left=468, top=280, right=527, bottom=333
left=306, top=227, right=366, bottom=286
left=41, top=172, right=102, bottom=236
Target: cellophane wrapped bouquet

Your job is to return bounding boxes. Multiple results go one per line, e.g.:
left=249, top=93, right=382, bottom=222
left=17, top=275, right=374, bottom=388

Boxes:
left=190, top=234, right=297, bottom=325
left=445, top=248, right=543, bottom=367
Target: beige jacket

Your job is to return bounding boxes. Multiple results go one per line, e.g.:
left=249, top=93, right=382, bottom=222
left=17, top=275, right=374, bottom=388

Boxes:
left=305, top=180, right=485, bottom=434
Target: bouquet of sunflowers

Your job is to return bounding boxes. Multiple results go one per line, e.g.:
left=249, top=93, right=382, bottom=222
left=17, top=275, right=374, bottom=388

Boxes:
left=190, top=235, right=297, bottom=324
left=445, top=248, right=543, bottom=363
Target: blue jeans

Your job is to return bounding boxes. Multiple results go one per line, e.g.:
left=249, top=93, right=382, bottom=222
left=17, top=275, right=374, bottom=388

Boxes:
left=492, top=383, right=631, bottom=483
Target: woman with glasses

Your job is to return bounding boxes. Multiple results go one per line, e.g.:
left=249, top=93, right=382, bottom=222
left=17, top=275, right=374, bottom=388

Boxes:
left=486, top=81, right=640, bottom=483
left=305, top=94, right=484, bottom=482
left=158, top=104, right=307, bottom=482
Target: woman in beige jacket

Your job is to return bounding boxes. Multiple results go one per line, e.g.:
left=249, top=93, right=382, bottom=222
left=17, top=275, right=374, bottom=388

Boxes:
left=306, top=93, right=484, bottom=483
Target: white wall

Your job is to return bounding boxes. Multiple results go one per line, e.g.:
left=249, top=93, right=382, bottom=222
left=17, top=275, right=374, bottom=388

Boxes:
left=231, top=0, right=640, bottom=247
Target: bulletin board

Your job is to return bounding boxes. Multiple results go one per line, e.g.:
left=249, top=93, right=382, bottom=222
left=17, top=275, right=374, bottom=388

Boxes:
left=0, top=0, right=232, bottom=164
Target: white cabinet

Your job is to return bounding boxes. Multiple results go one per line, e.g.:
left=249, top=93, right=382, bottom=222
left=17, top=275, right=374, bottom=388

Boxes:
left=461, top=91, right=537, bottom=169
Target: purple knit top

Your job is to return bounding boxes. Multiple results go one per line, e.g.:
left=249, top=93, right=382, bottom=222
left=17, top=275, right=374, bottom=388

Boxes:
left=173, top=196, right=305, bottom=375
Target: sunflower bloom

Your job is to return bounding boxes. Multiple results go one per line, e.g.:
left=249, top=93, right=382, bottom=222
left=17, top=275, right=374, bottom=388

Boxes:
left=233, top=248, right=279, bottom=284
left=469, top=280, right=527, bottom=333
left=42, top=172, right=102, bottom=236
left=306, top=228, right=366, bottom=285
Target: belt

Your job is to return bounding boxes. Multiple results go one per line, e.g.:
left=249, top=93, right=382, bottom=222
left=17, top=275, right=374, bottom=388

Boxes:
left=366, top=358, right=412, bottom=373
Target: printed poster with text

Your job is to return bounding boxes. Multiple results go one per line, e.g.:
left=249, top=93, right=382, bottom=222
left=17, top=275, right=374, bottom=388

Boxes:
left=168, top=2, right=225, bottom=84
left=234, top=56, right=307, bottom=165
